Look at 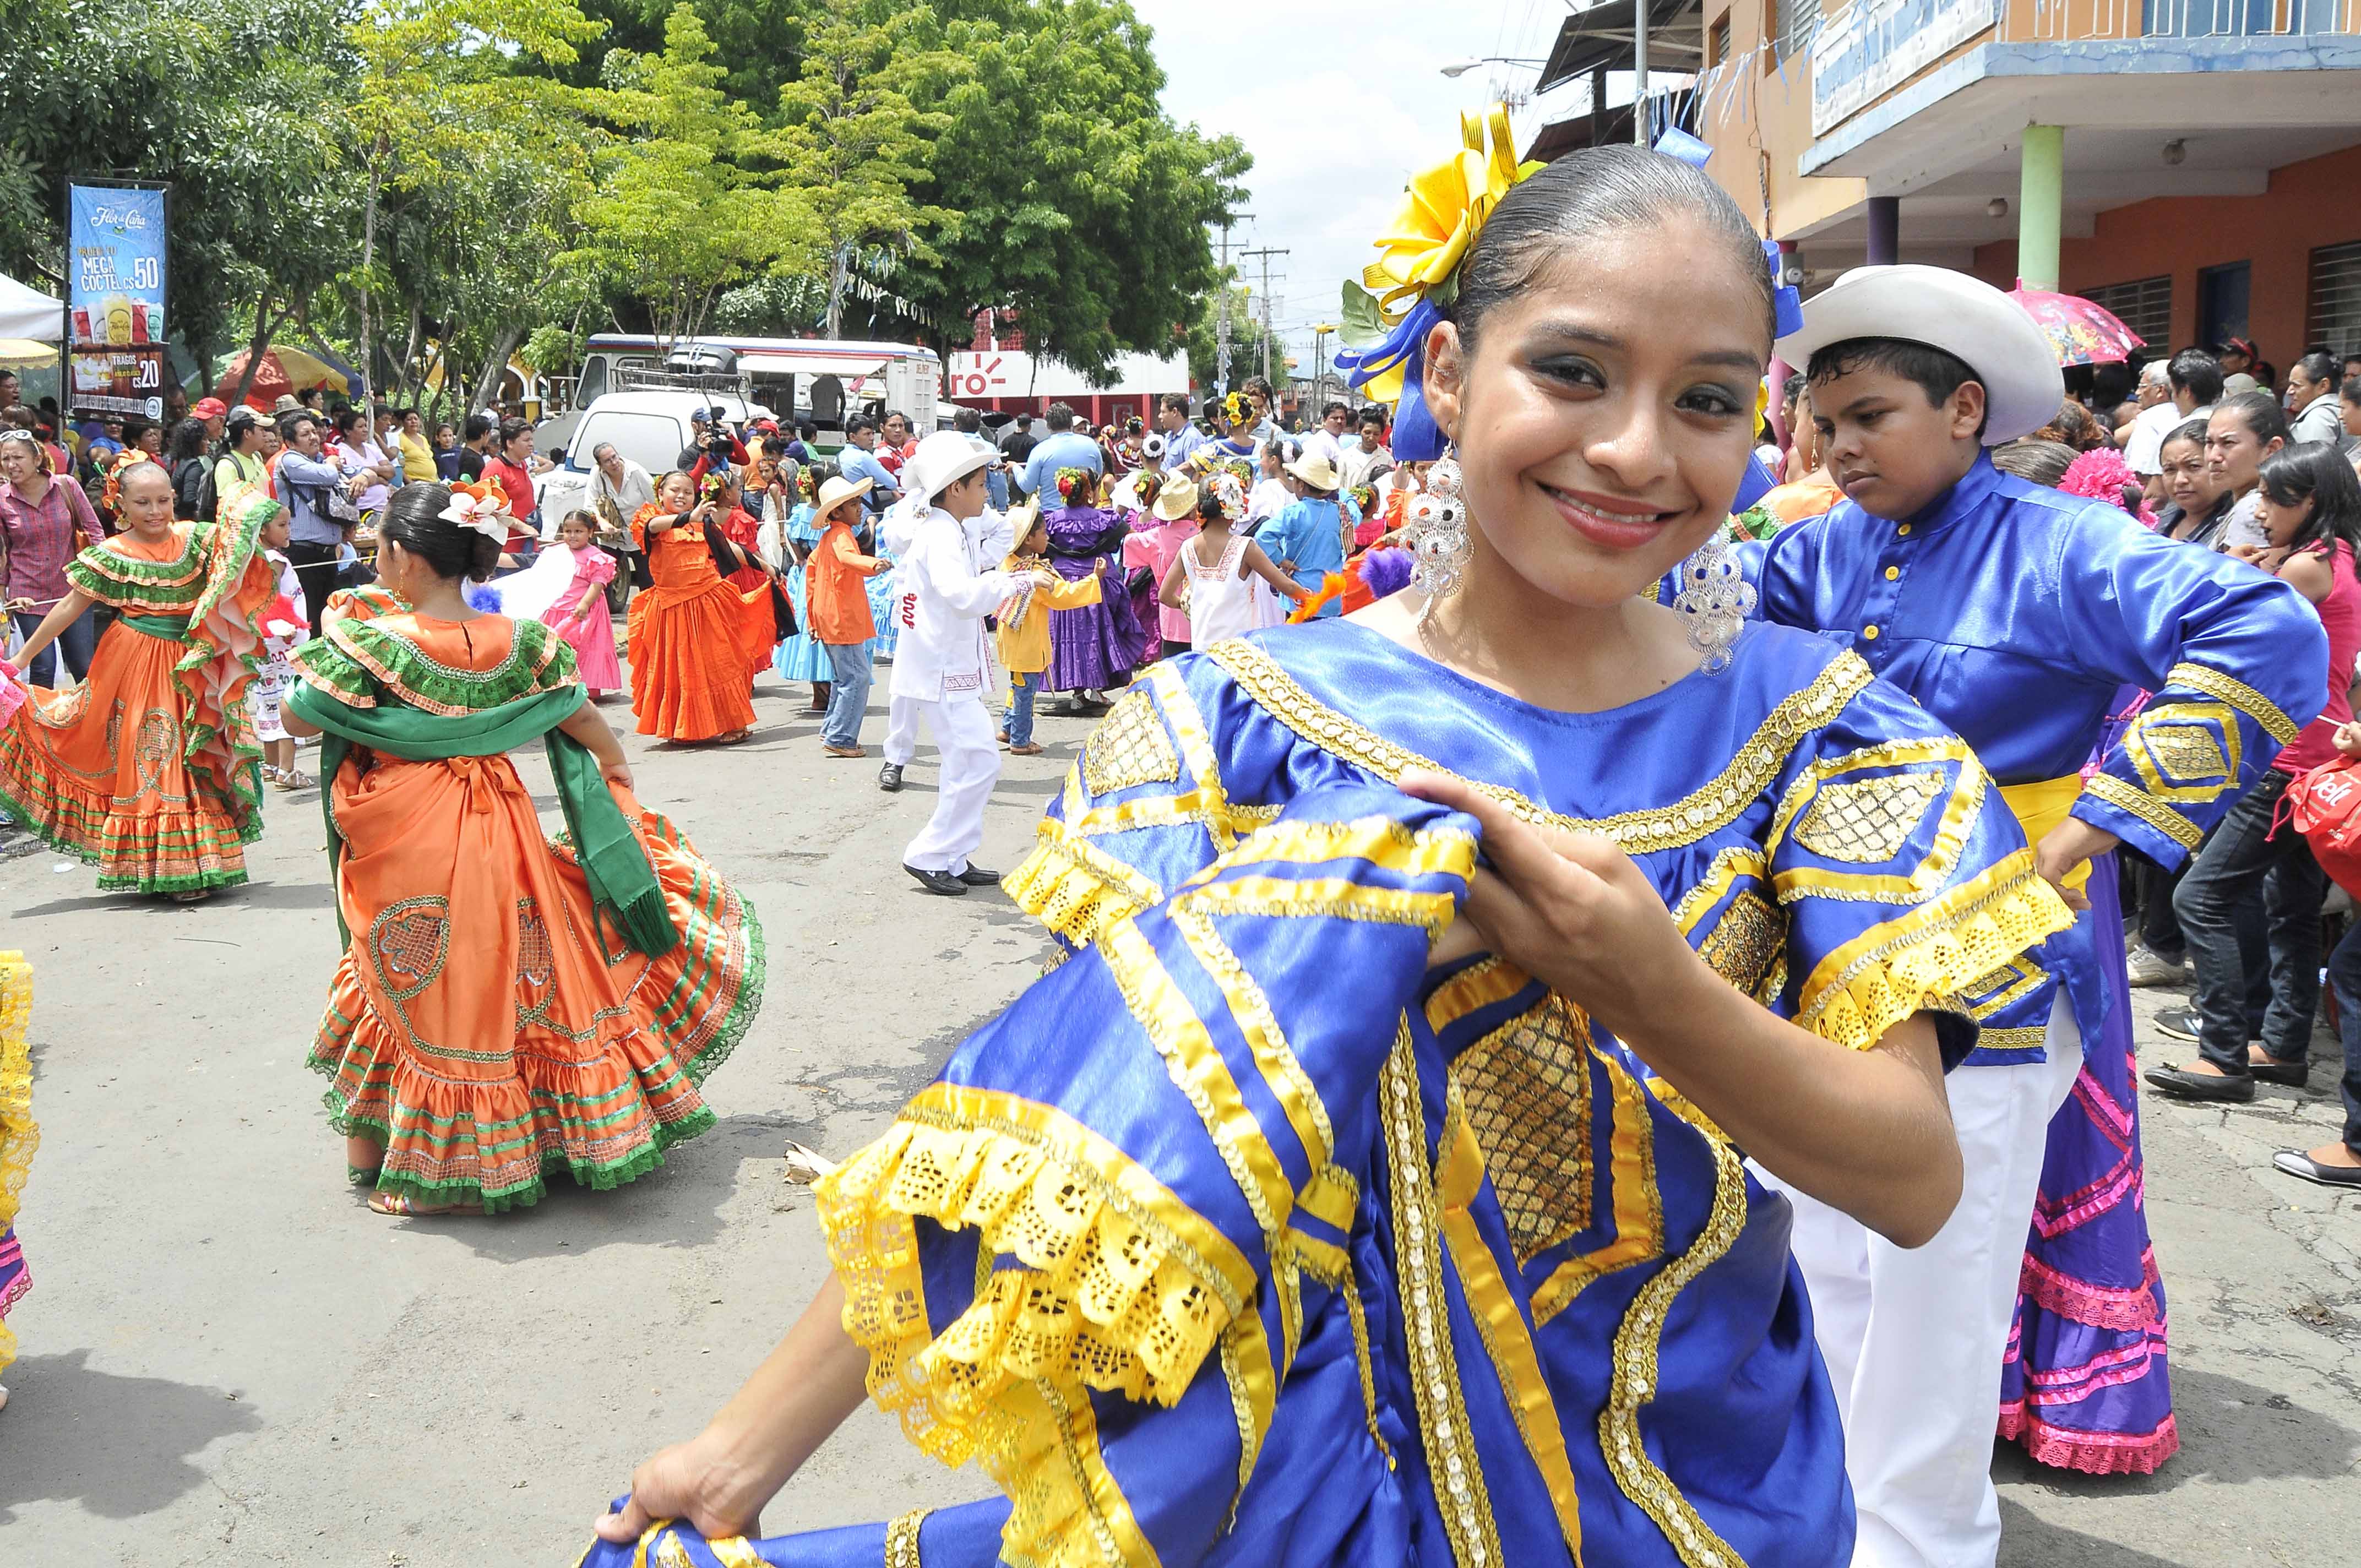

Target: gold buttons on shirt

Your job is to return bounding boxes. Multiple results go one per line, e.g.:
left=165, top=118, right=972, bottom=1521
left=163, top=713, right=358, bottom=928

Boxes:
left=1884, top=565, right=1900, bottom=581
left=1897, top=524, right=1912, bottom=536
left=1863, top=624, right=1881, bottom=640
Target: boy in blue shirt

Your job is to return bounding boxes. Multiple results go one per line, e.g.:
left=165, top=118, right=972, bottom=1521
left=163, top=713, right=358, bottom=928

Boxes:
left=1753, top=264, right=2323, bottom=1559
left=1258, top=451, right=1348, bottom=617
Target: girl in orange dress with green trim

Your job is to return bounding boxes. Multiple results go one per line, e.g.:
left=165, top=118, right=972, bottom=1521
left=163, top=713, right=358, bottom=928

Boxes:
left=282, top=481, right=766, bottom=1217
left=628, top=470, right=779, bottom=745
left=0, top=459, right=274, bottom=901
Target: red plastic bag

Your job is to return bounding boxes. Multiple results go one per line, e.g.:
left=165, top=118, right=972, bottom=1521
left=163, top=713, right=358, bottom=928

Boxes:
left=2287, top=757, right=2361, bottom=897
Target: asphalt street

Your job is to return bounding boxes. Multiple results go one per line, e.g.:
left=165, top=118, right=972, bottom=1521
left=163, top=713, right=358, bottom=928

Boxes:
left=0, top=660, right=2355, bottom=1566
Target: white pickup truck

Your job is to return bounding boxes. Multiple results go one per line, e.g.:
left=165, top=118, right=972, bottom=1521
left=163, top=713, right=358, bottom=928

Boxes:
left=534, top=389, right=774, bottom=536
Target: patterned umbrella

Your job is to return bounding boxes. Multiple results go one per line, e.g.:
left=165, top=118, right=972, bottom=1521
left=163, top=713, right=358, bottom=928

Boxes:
left=215, top=345, right=353, bottom=410
left=2007, top=282, right=2144, bottom=367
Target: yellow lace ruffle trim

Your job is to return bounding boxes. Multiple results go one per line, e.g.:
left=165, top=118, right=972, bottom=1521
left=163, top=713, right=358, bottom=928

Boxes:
left=1793, top=851, right=2074, bottom=1052
left=1004, top=829, right=1159, bottom=951
left=816, top=1085, right=1244, bottom=1566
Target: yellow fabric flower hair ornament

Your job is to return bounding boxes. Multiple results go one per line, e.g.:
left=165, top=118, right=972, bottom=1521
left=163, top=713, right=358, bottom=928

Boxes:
left=1337, top=103, right=1541, bottom=459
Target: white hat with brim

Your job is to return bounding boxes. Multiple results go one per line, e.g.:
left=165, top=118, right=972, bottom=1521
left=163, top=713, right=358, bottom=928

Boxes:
left=906, top=430, right=997, bottom=503
left=814, top=473, right=872, bottom=519
left=1775, top=264, right=2065, bottom=446
left=1283, top=451, right=1341, bottom=491
left=1152, top=477, right=1199, bottom=522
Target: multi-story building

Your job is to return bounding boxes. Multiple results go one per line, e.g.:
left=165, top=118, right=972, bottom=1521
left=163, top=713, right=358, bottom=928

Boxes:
left=1530, top=0, right=2361, bottom=361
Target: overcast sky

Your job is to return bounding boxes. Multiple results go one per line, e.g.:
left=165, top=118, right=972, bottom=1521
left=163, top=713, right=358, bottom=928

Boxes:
left=1129, top=0, right=1590, bottom=380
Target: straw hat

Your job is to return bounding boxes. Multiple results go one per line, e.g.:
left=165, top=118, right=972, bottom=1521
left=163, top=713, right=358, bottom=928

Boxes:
left=1152, top=477, right=1199, bottom=522
left=1005, top=496, right=1042, bottom=538
left=1774, top=264, right=2065, bottom=445
left=1283, top=451, right=1342, bottom=492
left=814, top=473, right=873, bottom=520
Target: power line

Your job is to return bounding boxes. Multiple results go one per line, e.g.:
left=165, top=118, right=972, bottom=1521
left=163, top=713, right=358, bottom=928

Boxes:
left=1239, top=244, right=1290, bottom=386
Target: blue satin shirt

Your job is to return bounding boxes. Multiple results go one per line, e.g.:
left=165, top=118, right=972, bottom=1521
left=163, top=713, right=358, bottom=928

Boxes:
left=1750, top=454, right=2327, bottom=1063
left=579, top=618, right=2071, bottom=1568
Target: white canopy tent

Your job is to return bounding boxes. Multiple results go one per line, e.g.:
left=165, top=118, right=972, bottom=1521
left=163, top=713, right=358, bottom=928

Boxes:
left=0, top=273, right=62, bottom=341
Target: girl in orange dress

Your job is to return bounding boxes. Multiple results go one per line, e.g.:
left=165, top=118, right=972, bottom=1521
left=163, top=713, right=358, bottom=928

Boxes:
left=282, top=482, right=765, bottom=1217
left=628, top=470, right=777, bottom=745
left=0, top=459, right=273, bottom=900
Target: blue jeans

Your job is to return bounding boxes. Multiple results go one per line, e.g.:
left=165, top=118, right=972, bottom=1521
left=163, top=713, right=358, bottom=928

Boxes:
left=820, top=640, right=872, bottom=748
left=1005, top=669, right=1042, bottom=747
left=12, top=606, right=97, bottom=687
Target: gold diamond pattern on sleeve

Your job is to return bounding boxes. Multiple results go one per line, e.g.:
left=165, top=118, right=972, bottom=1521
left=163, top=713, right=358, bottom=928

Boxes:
left=2122, top=701, right=2240, bottom=803
left=2081, top=771, right=2205, bottom=851
left=1207, top=639, right=1875, bottom=854
left=1792, top=769, right=1946, bottom=863
left=1081, top=684, right=1183, bottom=796
left=2164, top=661, right=2302, bottom=747
left=1696, top=892, right=1786, bottom=1003
left=1448, top=994, right=1596, bottom=1265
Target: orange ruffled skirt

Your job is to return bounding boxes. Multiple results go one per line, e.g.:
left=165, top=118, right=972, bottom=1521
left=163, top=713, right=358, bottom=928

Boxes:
left=627, top=578, right=775, bottom=742
left=308, top=748, right=763, bottom=1211
left=0, top=618, right=260, bottom=892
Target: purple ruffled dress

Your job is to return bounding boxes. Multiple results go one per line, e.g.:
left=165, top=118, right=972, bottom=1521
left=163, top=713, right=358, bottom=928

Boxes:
left=1997, top=689, right=2177, bottom=1474
left=1042, top=504, right=1148, bottom=693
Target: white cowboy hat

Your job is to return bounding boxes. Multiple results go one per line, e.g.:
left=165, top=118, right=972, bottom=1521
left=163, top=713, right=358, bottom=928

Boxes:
left=1283, top=451, right=1342, bottom=492
left=813, top=473, right=873, bottom=520
left=1111, top=468, right=1163, bottom=513
left=905, top=430, right=998, bottom=503
left=1774, top=264, right=2065, bottom=446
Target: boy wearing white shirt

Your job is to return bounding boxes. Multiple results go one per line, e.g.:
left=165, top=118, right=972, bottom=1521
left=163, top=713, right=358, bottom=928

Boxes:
left=888, top=434, right=1057, bottom=895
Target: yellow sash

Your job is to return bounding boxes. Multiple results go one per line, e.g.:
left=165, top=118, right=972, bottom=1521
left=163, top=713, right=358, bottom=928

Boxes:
left=1999, top=774, right=2090, bottom=891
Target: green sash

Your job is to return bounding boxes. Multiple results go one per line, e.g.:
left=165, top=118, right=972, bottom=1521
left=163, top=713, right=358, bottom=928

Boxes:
left=118, top=613, right=190, bottom=641
left=281, top=680, right=679, bottom=958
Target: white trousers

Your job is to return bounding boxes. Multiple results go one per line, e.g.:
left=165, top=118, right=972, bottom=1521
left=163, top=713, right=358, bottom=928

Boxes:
left=883, top=694, right=921, bottom=767
left=901, top=690, right=1002, bottom=874
left=1767, top=995, right=2084, bottom=1568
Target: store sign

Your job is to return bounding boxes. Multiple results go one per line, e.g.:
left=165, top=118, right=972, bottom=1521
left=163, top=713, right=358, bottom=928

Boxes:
left=945, top=351, right=1011, bottom=400
left=1811, top=0, right=1996, bottom=138
left=66, top=183, right=168, bottom=418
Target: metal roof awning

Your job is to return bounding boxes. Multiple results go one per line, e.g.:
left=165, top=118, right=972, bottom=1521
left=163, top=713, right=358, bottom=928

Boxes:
left=741, top=351, right=892, bottom=379
left=1536, top=0, right=1706, bottom=94
left=1525, top=88, right=1696, bottom=162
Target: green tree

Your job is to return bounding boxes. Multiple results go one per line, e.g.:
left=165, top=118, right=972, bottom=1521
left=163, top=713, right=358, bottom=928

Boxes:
left=897, top=0, right=1249, bottom=375
left=1183, top=284, right=1286, bottom=392
left=571, top=4, right=820, bottom=342
left=768, top=0, right=961, bottom=336
left=341, top=0, right=603, bottom=398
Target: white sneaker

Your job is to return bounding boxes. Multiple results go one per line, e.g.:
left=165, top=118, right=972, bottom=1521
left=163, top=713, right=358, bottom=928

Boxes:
left=2124, top=944, right=2188, bottom=987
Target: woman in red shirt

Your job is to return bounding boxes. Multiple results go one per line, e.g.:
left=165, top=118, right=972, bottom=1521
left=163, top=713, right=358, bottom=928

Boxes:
left=482, top=418, right=540, bottom=551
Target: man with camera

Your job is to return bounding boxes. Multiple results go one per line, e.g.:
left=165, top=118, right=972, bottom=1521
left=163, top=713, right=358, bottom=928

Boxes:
left=678, top=407, right=750, bottom=481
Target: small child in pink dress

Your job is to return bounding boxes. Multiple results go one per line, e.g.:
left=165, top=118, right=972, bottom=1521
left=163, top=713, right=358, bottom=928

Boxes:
left=542, top=510, right=621, bottom=697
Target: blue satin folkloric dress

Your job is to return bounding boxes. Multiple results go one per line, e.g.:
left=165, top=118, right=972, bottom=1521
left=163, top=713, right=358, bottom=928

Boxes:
left=1751, top=454, right=2327, bottom=1472
left=580, top=617, right=2072, bottom=1568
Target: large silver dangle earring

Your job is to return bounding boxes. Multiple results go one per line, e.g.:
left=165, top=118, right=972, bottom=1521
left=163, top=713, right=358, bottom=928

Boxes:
left=1672, top=532, right=1755, bottom=673
left=1403, top=447, right=1471, bottom=617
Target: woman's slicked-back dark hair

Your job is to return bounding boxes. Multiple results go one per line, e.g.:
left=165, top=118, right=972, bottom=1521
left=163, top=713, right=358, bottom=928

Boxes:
left=1449, top=145, right=1775, bottom=351
left=380, top=481, right=502, bottom=582
left=2216, top=388, right=2291, bottom=448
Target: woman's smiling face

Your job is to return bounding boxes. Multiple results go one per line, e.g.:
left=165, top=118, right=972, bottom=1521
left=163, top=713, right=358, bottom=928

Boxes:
left=1420, top=211, right=1769, bottom=609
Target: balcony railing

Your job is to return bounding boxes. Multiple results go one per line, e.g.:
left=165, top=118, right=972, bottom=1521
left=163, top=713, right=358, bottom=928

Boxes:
left=1999, top=0, right=2353, bottom=38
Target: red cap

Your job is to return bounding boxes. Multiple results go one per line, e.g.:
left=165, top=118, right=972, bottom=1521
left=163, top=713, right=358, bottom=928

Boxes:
left=2226, top=336, right=2257, bottom=359
left=193, top=397, right=228, bottom=419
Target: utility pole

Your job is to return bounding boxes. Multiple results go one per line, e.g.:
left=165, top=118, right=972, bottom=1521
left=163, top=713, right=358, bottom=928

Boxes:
left=1239, top=246, right=1288, bottom=386
left=1214, top=213, right=1253, bottom=396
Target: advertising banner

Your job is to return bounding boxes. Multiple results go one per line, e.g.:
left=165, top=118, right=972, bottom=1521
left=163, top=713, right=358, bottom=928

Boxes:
left=66, top=183, right=168, bottom=418
left=1810, top=0, right=1996, bottom=138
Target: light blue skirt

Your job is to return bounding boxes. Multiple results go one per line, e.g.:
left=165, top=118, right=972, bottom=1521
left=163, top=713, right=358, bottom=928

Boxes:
left=771, top=564, right=835, bottom=682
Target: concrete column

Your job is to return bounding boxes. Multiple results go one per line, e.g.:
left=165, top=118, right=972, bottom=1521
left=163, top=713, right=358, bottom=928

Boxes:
left=1865, top=196, right=1900, bottom=266
left=2018, top=125, right=2065, bottom=291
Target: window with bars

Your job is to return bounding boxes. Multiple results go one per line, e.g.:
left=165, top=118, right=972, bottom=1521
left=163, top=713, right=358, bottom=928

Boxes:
left=2079, top=275, right=2173, bottom=352
left=1709, top=13, right=1732, bottom=65
left=2308, top=240, right=2361, bottom=356
left=1774, top=0, right=1822, bottom=61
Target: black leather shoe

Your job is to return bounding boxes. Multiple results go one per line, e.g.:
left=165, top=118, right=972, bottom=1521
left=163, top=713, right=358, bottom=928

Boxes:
left=957, top=865, right=1002, bottom=886
left=2250, top=1053, right=2310, bottom=1088
left=905, top=863, right=968, bottom=896
left=878, top=763, right=904, bottom=792
left=2143, top=1063, right=2255, bottom=1102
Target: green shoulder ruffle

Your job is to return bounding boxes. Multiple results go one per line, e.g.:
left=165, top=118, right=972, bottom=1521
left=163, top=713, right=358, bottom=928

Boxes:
left=66, top=527, right=207, bottom=612
left=292, top=612, right=577, bottom=715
